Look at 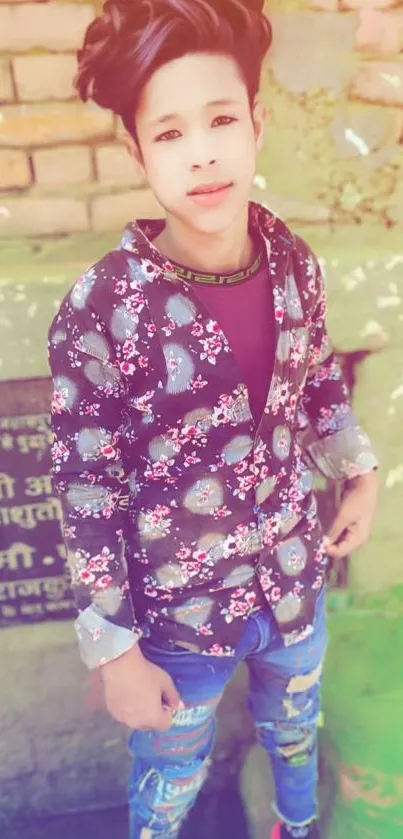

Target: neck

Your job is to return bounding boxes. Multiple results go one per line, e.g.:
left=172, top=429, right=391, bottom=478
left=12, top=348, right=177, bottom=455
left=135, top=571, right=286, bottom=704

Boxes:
left=153, top=206, right=253, bottom=273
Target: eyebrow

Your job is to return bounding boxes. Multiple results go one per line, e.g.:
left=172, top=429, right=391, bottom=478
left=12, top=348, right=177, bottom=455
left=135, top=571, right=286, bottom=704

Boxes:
left=151, top=99, right=241, bottom=127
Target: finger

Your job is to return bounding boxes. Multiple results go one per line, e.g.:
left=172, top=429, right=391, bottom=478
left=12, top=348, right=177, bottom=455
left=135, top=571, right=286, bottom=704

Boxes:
left=325, top=512, right=347, bottom=547
left=155, top=708, right=174, bottom=732
left=326, top=529, right=365, bottom=559
left=161, top=674, right=183, bottom=711
left=132, top=713, right=172, bottom=733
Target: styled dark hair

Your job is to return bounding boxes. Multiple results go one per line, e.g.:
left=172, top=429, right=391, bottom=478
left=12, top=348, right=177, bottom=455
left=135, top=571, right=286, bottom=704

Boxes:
left=75, top=0, right=272, bottom=137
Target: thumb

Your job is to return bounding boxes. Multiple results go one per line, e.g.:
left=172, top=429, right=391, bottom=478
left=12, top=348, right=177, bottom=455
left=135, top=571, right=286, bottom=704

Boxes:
left=160, top=672, right=184, bottom=712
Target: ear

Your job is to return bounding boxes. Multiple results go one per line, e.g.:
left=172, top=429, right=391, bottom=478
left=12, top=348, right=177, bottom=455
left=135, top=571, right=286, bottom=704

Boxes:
left=252, top=100, right=267, bottom=152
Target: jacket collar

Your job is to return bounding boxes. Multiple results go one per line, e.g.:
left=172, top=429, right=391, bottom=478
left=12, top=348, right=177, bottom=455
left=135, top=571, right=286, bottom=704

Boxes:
left=119, top=201, right=295, bottom=265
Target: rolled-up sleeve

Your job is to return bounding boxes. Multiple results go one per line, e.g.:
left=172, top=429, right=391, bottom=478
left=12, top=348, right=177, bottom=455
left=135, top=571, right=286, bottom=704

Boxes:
left=48, top=286, right=142, bottom=669
left=301, top=259, right=378, bottom=482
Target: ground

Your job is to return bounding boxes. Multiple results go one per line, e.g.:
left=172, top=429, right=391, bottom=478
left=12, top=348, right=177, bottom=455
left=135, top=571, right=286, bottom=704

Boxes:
left=6, top=789, right=250, bottom=839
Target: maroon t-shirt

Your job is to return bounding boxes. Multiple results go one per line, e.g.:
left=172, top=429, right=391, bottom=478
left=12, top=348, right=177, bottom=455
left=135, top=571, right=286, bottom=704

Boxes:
left=171, top=243, right=275, bottom=425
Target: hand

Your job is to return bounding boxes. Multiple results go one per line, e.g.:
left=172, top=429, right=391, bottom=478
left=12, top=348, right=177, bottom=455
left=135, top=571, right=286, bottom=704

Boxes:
left=324, top=470, right=379, bottom=560
left=100, top=643, right=184, bottom=732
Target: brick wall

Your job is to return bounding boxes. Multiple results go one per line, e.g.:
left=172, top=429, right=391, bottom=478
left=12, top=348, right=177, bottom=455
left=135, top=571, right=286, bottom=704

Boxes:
left=0, top=0, right=162, bottom=236
left=258, top=0, right=403, bottom=229
left=0, top=0, right=402, bottom=235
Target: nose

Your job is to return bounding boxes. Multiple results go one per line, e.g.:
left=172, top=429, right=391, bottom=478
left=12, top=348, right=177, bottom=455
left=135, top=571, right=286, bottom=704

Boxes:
left=188, top=132, right=217, bottom=171
left=191, top=158, right=216, bottom=171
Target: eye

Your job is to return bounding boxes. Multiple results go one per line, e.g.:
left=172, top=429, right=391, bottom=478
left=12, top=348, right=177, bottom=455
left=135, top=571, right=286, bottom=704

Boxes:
left=155, top=129, right=181, bottom=143
left=212, top=116, right=237, bottom=127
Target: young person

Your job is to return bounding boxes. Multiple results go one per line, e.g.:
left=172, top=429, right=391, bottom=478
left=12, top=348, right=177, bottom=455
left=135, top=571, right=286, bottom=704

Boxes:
left=48, top=1, right=379, bottom=836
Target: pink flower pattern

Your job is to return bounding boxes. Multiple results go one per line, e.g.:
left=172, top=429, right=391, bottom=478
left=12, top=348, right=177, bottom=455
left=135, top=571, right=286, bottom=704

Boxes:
left=49, top=203, right=377, bottom=666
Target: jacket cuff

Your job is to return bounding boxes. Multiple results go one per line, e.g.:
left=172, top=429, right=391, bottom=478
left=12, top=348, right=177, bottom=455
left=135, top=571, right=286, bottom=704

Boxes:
left=304, top=426, right=379, bottom=483
left=75, top=608, right=142, bottom=670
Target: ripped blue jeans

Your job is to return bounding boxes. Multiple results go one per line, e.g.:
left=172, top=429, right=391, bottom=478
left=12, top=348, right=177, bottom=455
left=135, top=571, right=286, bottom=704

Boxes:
left=128, top=590, right=327, bottom=838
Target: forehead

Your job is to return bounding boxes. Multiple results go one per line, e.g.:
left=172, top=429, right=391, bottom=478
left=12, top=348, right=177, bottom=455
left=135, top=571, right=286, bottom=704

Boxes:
left=137, top=52, right=248, bottom=121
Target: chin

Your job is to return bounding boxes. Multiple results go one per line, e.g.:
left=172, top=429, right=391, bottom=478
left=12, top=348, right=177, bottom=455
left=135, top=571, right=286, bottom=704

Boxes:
left=189, top=203, right=248, bottom=235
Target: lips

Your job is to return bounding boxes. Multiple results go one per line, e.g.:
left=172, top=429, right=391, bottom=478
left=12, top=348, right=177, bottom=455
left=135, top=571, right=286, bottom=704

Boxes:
left=188, top=182, right=233, bottom=196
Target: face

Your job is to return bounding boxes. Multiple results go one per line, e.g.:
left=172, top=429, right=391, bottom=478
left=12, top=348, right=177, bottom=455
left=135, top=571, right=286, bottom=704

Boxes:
left=132, top=52, right=266, bottom=235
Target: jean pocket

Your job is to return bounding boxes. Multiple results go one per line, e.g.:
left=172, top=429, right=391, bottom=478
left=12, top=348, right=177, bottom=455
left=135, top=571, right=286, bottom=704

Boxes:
left=141, top=637, right=195, bottom=659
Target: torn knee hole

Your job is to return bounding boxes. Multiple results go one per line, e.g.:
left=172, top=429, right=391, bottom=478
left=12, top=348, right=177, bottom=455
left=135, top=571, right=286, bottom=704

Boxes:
left=275, top=728, right=315, bottom=767
left=283, top=697, right=313, bottom=720
left=286, top=662, right=323, bottom=695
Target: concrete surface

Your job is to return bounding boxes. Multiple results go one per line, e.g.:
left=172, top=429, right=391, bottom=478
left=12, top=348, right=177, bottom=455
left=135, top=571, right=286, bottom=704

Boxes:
left=1, top=227, right=402, bottom=837
left=2, top=227, right=402, bottom=597
left=5, top=807, right=130, bottom=839
left=1, top=225, right=402, bottom=380
left=6, top=789, right=250, bottom=839
left=0, top=620, right=269, bottom=837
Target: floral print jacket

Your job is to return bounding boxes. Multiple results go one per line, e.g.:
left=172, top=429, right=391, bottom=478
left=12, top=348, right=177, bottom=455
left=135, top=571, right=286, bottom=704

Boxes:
left=48, top=202, right=377, bottom=669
